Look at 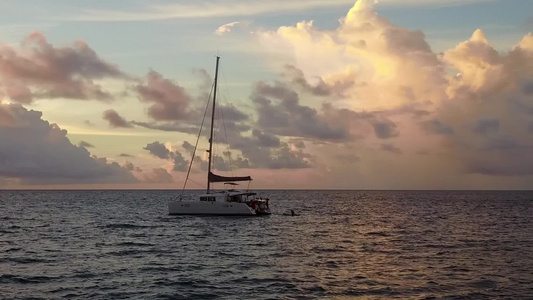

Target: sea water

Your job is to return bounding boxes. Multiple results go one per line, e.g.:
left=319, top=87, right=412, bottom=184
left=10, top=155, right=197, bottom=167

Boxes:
left=1, top=190, right=532, bottom=299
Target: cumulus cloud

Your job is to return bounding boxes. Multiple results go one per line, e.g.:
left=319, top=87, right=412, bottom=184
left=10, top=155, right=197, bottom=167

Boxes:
left=259, top=0, right=446, bottom=111
left=254, top=0, right=533, bottom=185
left=0, top=103, right=137, bottom=184
left=0, top=32, right=125, bottom=103
left=282, top=65, right=353, bottom=97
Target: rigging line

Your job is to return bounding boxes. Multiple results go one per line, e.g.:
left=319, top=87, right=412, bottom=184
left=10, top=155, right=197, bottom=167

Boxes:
left=179, top=80, right=215, bottom=199
left=187, top=178, right=205, bottom=189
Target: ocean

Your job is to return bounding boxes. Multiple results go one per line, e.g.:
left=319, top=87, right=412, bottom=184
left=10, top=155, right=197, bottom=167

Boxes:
left=0, top=190, right=532, bottom=299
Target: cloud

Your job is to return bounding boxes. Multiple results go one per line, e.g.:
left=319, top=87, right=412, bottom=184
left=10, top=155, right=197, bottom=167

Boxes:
left=123, top=161, right=135, bottom=171
left=143, top=141, right=192, bottom=172
left=65, top=0, right=358, bottom=22
left=381, top=143, right=402, bottom=154
left=252, top=81, right=348, bottom=140
left=63, top=0, right=489, bottom=22
left=172, top=152, right=189, bottom=172
left=143, top=168, right=174, bottom=183
left=372, top=120, right=399, bottom=139
left=252, top=129, right=280, bottom=147
left=130, top=121, right=199, bottom=134
left=254, top=0, right=533, bottom=185
left=182, top=141, right=194, bottom=155
left=215, top=21, right=247, bottom=36
left=473, top=118, right=499, bottom=135
left=282, top=65, right=353, bottom=97
left=103, top=109, right=132, bottom=128
left=422, top=120, right=455, bottom=136
left=78, top=141, right=94, bottom=148
left=258, top=0, right=446, bottom=111
left=0, top=32, right=126, bottom=103
left=135, top=70, right=194, bottom=121
left=84, top=120, right=95, bottom=126
left=0, top=103, right=136, bottom=184
left=144, top=141, right=172, bottom=159
left=0, top=104, right=17, bottom=126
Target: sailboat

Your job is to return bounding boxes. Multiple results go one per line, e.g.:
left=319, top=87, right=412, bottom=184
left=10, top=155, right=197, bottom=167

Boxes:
left=168, top=56, right=271, bottom=216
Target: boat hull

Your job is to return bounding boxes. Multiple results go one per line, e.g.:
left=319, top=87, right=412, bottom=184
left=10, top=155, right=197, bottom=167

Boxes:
left=168, top=201, right=256, bottom=216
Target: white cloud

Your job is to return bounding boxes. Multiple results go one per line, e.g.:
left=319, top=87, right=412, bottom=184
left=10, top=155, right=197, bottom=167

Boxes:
left=215, top=21, right=242, bottom=36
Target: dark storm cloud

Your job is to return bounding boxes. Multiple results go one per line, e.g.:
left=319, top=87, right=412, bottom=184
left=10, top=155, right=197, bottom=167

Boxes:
left=0, top=103, right=136, bottom=184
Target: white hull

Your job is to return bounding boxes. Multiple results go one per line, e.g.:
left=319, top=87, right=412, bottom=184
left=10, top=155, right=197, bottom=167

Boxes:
left=168, top=201, right=256, bottom=216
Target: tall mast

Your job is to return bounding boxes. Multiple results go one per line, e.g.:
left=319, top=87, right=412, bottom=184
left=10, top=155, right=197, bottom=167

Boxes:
left=207, top=56, right=220, bottom=194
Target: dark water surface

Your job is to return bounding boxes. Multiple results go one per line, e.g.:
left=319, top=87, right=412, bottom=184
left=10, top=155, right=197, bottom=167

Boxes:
left=1, top=190, right=532, bottom=299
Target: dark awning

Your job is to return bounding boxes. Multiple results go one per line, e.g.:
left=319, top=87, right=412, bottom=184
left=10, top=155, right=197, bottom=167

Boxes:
left=208, top=172, right=252, bottom=183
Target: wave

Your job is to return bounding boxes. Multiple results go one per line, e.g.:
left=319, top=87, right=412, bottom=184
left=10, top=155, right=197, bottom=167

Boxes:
left=101, top=223, right=156, bottom=229
left=0, top=257, right=54, bottom=264
left=0, top=274, right=60, bottom=284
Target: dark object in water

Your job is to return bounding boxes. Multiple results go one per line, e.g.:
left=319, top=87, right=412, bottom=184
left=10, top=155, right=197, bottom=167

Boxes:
left=283, top=209, right=299, bottom=216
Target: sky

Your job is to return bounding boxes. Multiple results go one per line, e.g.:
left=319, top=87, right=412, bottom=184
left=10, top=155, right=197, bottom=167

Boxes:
left=0, top=0, right=532, bottom=190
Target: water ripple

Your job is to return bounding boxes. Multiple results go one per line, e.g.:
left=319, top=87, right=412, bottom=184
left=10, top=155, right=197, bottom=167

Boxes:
left=0, top=190, right=532, bottom=299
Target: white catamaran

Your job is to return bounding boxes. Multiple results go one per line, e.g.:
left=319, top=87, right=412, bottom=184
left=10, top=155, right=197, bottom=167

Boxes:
left=168, top=56, right=271, bottom=216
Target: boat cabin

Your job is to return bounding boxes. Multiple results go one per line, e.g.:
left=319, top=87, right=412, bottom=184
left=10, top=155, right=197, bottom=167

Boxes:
left=198, top=191, right=257, bottom=203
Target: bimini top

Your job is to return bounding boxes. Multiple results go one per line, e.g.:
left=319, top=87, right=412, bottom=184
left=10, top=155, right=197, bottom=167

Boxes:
left=228, top=191, right=257, bottom=197
left=208, top=172, right=252, bottom=183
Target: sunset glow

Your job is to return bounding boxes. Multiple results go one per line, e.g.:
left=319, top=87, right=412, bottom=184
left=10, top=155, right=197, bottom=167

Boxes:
left=0, top=0, right=532, bottom=189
